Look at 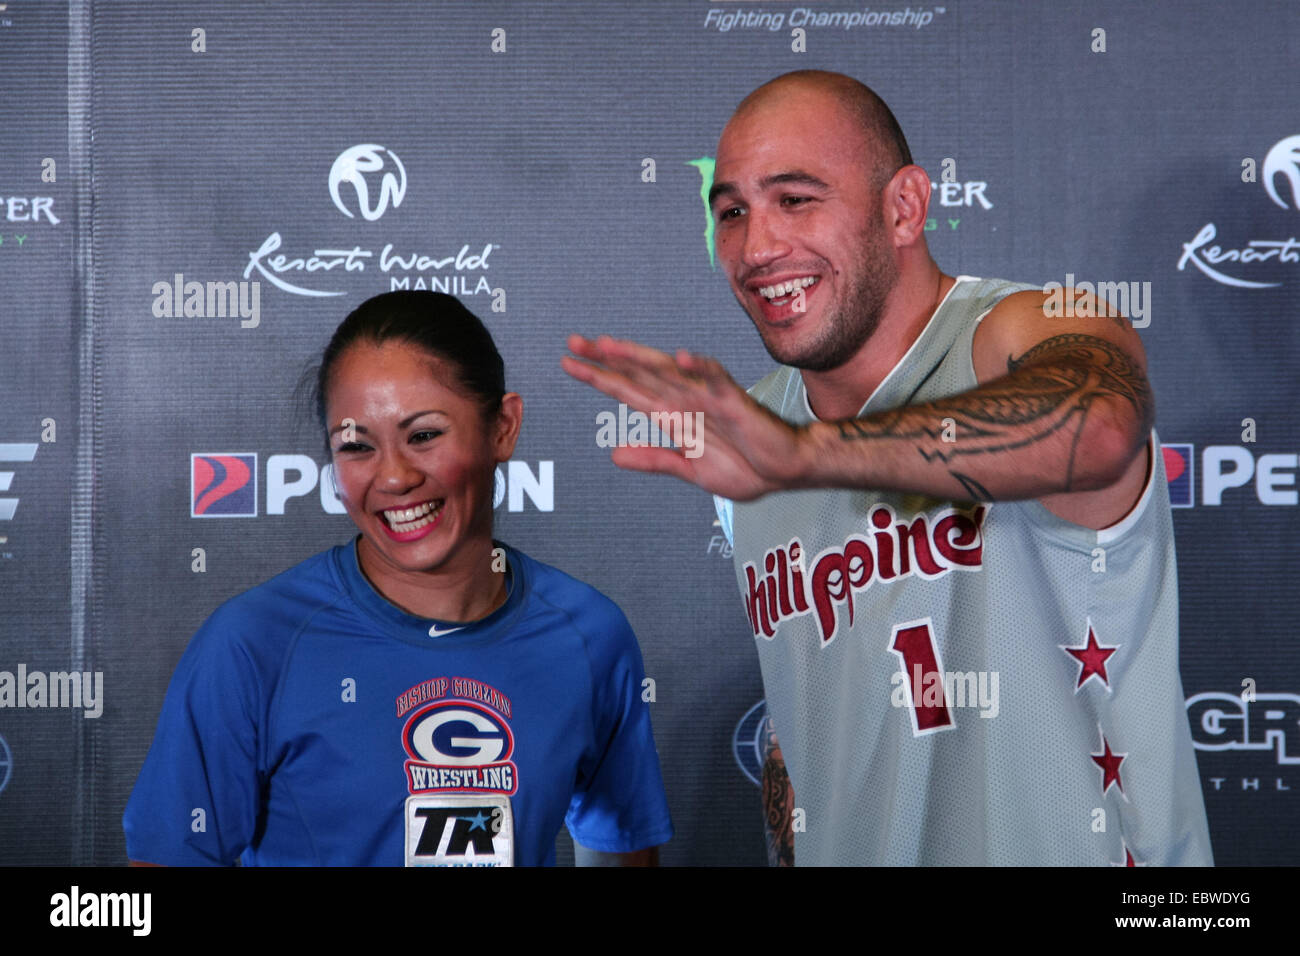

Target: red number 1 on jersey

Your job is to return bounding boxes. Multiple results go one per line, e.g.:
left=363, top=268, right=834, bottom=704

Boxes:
left=889, top=618, right=955, bottom=735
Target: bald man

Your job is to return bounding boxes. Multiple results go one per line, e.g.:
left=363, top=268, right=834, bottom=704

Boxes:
left=564, top=71, right=1212, bottom=866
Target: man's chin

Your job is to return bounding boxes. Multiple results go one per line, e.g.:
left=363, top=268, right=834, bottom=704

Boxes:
left=760, top=316, right=883, bottom=373
left=759, top=333, right=847, bottom=373
left=752, top=319, right=815, bottom=367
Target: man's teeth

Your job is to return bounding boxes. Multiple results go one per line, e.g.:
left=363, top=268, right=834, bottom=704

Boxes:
left=383, top=501, right=440, bottom=531
left=759, top=276, right=817, bottom=302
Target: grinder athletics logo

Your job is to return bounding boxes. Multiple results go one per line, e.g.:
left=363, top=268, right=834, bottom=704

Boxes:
left=743, top=504, right=987, bottom=645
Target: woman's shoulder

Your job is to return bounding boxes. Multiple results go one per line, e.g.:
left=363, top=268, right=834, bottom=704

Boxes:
left=504, top=544, right=634, bottom=638
left=191, top=544, right=352, bottom=652
left=506, top=545, right=622, bottom=612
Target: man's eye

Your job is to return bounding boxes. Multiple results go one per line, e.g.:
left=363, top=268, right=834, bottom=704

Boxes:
left=782, top=195, right=810, bottom=207
left=716, top=206, right=743, bottom=221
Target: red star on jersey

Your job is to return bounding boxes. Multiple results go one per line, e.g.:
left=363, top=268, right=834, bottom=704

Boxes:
left=1061, top=621, right=1119, bottom=691
left=1091, top=735, right=1127, bottom=795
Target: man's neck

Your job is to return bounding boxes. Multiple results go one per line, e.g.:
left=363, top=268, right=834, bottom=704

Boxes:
left=802, top=266, right=956, bottom=421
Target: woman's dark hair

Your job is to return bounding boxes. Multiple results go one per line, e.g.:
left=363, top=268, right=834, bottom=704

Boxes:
left=310, top=291, right=505, bottom=443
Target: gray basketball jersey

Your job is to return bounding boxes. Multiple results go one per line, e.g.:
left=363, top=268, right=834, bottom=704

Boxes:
left=720, top=275, right=1213, bottom=866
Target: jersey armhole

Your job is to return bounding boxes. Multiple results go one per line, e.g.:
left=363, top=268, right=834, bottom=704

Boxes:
left=1017, top=430, right=1160, bottom=548
left=966, top=304, right=1000, bottom=386
left=1095, top=430, right=1159, bottom=545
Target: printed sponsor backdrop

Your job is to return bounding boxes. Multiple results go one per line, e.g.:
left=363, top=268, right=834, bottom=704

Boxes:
left=1, top=0, right=1297, bottom=865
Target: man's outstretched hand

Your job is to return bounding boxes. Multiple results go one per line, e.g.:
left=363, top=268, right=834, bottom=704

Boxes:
left=562, top=334, right=806, bottom=501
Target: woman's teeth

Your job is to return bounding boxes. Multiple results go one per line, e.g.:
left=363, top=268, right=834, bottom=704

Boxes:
left=383, top=501, right=440, bottom=532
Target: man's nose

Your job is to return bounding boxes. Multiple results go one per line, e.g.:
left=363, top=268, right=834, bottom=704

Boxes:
left=740, top=208, right=793, bottom=268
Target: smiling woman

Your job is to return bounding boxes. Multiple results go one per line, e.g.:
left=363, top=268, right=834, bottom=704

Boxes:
left=123, top=292, right=673, bottom=867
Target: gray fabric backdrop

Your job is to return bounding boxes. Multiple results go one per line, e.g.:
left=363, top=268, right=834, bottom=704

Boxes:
left=1, top=0, right=1297, bottom=865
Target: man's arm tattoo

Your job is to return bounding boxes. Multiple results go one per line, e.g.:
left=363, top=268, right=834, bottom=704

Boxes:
left=761, top=717, right=794, bottom=867
left=834, top=334, right=1154, bottom=493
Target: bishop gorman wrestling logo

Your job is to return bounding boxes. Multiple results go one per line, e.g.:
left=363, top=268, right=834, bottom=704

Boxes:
left=398, top=678, right=518, bottom=795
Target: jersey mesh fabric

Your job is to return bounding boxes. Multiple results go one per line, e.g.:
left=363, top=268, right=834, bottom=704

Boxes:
left=725, top=276, right=1212, bottom=866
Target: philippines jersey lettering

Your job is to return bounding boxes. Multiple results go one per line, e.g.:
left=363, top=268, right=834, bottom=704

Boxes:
left=720, top=275, right=1213, bottom=866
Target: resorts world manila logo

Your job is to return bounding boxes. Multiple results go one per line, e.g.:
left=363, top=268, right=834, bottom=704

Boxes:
left=1177, top=134, right=1300, bottom=288
left=329, top=144, right=406, bottom=221
left=241, top=143, right=498, bottom=298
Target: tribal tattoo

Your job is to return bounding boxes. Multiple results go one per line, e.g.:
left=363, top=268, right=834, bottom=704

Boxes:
left=761, top=716, right=795, bottom=867
left=835, top=334, right=1154, bottom=496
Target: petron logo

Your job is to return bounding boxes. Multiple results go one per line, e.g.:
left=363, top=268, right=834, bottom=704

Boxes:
left=189, top=453, right=554, bottom=518
left=1177, top=134, right=1300, bottom=289
left=329, top=144, right=407, bottom=221
left=1162, top=444, right=1194, bottom=508
left=1161, top=442, right=1298, bottom=508
left=0, top=442, right=37, bottom=521
left=687, top=156, right=991, bottom=267
left=191, top=453, right=258, bottom=518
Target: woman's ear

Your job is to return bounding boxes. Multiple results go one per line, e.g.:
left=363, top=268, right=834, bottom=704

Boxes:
left=492, top=393, right=524, bottom=461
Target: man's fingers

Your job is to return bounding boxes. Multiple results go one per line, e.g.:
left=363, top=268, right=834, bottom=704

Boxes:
left=674, top=349, right=737, bottom=393
left=568, top=334, right=675, bottom=372
left=608, top=444, right=698, bottom=485
left=566, top=337, right=707, bottom=413
left=570, top=337, right=754, bottom=427
left=566, top=337, right=745, bottom=434
left=570, top=336, right=732, bottom=389
left=565, top=334, right=610, bottom=362
left=560, top=354, right=666, bottom=413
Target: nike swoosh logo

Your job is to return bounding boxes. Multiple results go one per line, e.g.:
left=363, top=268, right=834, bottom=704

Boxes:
left=427, top=624, right=463, bottom=638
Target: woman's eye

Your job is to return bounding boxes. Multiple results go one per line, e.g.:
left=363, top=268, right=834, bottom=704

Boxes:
left=335, top=442, right=368, bottom=454
left=411, top=430, right=442, bottom=443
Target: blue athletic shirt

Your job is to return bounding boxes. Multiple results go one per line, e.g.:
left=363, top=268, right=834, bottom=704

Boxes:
left=123, top=538, right=674, bottom=866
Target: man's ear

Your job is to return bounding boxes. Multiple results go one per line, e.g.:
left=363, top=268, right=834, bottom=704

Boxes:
left=885, top=165, right=932, bottom=246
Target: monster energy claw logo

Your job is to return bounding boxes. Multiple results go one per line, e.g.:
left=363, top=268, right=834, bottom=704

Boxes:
left=688, top=157, right=716, bottom=269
